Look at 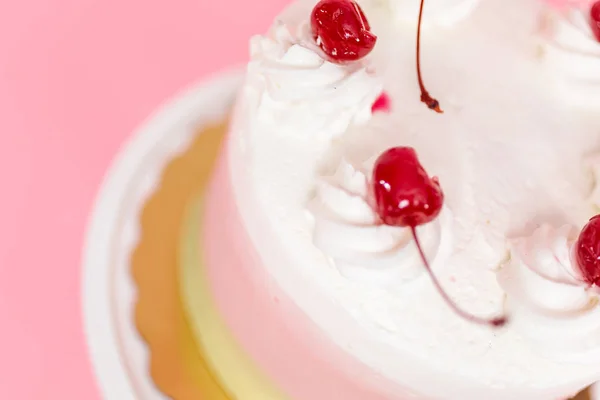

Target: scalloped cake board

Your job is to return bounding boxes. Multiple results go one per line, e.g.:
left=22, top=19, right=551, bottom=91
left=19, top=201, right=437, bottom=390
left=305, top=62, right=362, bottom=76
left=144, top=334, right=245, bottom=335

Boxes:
left=82, top=69, right=242, bottom=400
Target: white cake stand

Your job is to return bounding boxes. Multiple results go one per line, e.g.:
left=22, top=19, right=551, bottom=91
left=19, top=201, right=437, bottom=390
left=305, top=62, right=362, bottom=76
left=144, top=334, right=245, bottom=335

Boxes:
left=81, top=69, right=242, bottom=400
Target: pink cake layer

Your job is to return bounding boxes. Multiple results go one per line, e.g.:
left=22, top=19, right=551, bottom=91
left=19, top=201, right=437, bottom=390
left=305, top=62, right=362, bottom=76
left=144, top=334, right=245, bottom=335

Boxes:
left=202, top=146, right=414, bottom=400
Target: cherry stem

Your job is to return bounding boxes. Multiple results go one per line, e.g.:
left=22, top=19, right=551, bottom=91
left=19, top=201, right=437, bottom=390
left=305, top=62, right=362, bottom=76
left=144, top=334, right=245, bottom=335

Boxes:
left=410, top=226, right=508, bottom=327
left=416, top=0, right=443, bottom=113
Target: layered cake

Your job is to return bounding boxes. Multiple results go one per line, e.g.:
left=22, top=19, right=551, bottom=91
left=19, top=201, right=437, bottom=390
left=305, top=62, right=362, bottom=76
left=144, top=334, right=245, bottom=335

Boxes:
left=180, top=0, right=600, bottom=398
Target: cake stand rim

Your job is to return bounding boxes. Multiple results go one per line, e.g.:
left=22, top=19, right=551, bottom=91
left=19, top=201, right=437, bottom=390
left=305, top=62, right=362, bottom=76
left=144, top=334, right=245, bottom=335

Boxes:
left=81, top=67, right=243, bottom=400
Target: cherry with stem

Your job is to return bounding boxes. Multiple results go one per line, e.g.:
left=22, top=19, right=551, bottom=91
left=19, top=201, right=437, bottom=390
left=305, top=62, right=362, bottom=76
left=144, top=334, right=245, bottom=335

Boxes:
left=372, top=147, right=507, bottom=327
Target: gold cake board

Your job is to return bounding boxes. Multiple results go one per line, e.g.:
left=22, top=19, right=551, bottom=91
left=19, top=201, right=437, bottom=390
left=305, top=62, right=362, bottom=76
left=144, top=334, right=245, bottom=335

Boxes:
left=130, top=120, right=591, bottom=400
left=132, top=122, right=231, bottom=399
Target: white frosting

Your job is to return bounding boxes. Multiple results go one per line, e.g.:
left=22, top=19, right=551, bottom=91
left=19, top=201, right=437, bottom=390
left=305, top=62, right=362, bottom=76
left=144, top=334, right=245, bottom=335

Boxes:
left=592, top=383, right=600, bottom=400
left=309, top=158, right=453, bottom=287
left=223, top=0, right=600, bottom=398
left=357, top=0, right=481, bottom=27
left=540, top=5, right=600, bottom=106
left=245, top=22, right=383, bottom=142
left=498, top=224, right=600, bottom=364
left=586, top=154, right=600, bottom=210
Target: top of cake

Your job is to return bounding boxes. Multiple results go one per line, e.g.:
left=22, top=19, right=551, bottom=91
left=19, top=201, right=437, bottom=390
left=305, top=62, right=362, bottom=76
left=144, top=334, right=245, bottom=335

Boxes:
left=224, top=0, right=600, bottom=398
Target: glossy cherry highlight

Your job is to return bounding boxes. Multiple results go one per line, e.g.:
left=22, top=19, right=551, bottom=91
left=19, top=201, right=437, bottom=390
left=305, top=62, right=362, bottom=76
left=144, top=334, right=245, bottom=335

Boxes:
left=574, top=214, right=600, bottom=286
left=591, top=1, right=600, bottom=42
left=372, top=147, right=507, bottom=327
left=310, top=0, right=377, bottom=63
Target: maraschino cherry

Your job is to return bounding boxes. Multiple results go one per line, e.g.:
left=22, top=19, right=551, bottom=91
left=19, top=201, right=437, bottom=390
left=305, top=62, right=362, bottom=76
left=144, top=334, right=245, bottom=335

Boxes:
left=310, top=0, right=377, bottom=62
left=591, top=1, right=600, bottom=43
left=372, top=147, right=507, bottom=327
left=416, top=0, right=443, bottom=113
left=371, top=92, right=391, bottom=113
left=574, top=215, right=600, bottom=286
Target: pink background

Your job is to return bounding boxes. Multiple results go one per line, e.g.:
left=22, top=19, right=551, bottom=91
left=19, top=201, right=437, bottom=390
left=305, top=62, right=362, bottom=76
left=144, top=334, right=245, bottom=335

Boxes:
left=0, top=0, right=285, bottom=398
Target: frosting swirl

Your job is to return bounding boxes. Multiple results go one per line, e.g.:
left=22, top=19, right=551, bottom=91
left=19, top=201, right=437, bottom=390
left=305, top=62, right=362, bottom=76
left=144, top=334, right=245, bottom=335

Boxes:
left=498, top=224, right=600, bottom=364
left=309, top=159, right=452, bottom=288
left=246, top=22, right=383, bottom=141
left=540, top=5, right=600, bottom=107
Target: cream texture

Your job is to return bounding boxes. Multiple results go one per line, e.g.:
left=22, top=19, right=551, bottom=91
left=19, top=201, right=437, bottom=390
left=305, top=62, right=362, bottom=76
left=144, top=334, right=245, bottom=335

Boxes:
left=586, top=154, right=600, bottom=209
left=498, top=224, right=600, bottom=364
left=539, top=4, right=600, bottom=106
left=364, top=0, right=482, bottom=27
left=245, top=21, right=382, bottom=142
left=224, top=0, right=600, bottom=398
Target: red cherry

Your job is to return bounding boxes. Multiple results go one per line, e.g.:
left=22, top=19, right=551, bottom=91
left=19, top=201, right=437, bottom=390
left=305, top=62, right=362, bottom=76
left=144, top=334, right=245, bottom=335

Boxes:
left=591, top=1, right=600, bottom=43
left=310, top=0, right=377, bottom=63
left=372, top=147, right=443, bottom=227
left=372, top=147, right=507, bottom=327
left=371, top=92, right=391, bottom=113
left=574, top=214, right=600, bottom=286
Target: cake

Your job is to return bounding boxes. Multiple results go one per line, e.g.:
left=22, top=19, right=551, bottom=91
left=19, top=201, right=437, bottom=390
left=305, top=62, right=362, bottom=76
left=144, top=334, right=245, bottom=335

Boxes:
left=180, top=0, right=600, bottom=398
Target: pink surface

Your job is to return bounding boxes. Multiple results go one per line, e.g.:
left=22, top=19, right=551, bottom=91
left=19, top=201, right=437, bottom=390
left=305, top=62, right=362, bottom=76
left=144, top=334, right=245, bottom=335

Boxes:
left=0, top=0, right=286, bottom=398
left=203, top=152, right=406, bottom=400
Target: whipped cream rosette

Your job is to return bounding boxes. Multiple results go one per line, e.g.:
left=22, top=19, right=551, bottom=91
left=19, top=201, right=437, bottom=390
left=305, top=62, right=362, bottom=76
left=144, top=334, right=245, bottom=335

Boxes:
left=244, top=21, right=382, bottom=142
left=539, top=2, right=600, bottom=107
left=499, top=223, right=600, bottom=364
left=309, top=158, right=453, bottom=287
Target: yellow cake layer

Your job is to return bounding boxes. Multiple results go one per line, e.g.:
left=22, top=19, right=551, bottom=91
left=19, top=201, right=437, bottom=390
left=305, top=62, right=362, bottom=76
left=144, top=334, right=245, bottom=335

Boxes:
left=179, top=199, right=286, bottom=399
